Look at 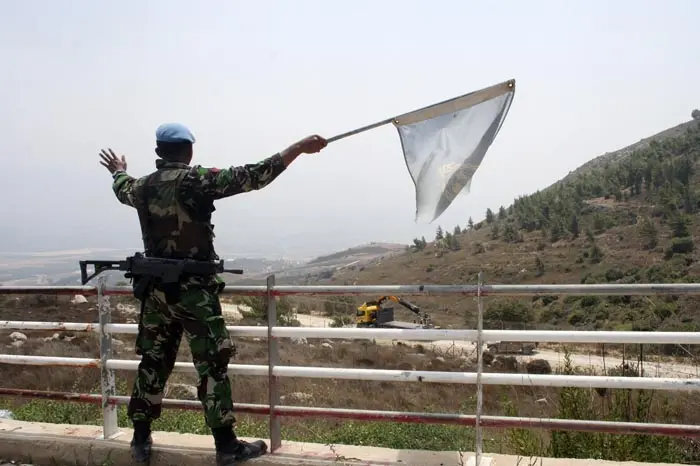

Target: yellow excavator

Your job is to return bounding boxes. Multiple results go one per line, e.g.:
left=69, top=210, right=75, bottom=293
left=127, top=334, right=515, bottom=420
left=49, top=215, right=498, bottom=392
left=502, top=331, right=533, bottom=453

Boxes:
left=355, top=296, right=434, bottom=329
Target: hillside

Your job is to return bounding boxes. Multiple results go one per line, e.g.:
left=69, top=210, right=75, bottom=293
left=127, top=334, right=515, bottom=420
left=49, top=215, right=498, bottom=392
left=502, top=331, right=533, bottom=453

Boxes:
left=223, top=242, right=405, bottom=285
left=307, top=118, right=700, bottom=342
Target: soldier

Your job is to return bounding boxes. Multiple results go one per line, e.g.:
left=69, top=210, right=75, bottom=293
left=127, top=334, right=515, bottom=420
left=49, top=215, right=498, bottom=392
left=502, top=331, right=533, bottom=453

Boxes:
left=98, top=123, right=327, bottom=465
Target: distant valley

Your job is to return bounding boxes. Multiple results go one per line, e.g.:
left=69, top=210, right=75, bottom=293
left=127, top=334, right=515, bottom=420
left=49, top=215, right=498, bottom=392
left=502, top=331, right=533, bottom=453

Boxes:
left=0, top=243, right=406, bottom=287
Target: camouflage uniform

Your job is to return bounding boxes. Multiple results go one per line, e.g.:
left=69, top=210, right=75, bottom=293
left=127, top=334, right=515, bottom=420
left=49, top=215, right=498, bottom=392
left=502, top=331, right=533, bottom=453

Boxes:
left=111, top=155, right=286, bottom=429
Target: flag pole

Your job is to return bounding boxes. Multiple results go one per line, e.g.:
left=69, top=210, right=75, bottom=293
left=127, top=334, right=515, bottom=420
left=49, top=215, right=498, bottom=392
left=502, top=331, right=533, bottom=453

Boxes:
left=326, top=78, right=515, bottom=144
left=327, top=117, right=396, bottom=143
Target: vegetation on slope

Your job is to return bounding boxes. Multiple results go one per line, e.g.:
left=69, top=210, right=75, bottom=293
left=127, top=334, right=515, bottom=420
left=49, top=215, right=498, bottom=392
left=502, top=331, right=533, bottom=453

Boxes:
left=323, top=120, right=700, bottom=345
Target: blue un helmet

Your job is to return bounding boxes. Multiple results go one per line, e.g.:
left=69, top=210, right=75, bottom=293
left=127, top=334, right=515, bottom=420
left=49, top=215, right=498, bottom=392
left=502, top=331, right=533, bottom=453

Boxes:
left=155, top=123, right=196, bottom=144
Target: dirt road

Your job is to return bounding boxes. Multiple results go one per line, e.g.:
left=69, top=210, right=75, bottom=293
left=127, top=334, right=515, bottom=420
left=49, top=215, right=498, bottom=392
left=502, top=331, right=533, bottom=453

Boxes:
left=220, top=304, right=699, bottom=379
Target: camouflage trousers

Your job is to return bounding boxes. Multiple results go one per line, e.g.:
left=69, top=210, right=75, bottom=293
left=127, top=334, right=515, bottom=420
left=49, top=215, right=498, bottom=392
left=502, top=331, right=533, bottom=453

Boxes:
left=127, top=283, right=237, bottom=429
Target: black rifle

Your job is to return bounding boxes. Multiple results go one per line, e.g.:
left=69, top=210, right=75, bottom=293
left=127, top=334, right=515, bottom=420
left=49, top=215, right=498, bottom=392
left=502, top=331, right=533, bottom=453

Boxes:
left=79, top=252, right=243, bottom=303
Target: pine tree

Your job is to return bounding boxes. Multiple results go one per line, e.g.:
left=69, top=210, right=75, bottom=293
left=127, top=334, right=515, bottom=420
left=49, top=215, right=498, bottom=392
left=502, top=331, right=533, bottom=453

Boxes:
left=570, top=215, right=580, bottom=239
left=638, top=216, right=658, bottom=250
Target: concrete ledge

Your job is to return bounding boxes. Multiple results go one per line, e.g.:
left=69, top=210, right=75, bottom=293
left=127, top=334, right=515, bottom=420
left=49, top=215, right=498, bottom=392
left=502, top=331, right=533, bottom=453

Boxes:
left=0, top=419, right=687, bottom=466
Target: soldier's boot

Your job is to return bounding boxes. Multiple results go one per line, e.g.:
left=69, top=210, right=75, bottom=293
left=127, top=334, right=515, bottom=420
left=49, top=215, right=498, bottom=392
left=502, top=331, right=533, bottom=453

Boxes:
left=213, top=426, right=268, bottom=465
left=130, top=421, right=153, bottom=464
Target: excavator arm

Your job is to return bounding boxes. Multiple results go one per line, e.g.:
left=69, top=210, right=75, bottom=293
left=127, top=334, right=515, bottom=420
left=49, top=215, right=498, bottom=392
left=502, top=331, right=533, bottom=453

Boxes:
left=377, top=296, right=426, bottom=319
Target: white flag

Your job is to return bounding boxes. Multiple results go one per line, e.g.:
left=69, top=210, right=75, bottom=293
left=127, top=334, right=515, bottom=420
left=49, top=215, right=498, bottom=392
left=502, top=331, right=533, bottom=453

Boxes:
left=393, top=80, right=515, bottom=223
left=327, top=79, right=515, bottom=223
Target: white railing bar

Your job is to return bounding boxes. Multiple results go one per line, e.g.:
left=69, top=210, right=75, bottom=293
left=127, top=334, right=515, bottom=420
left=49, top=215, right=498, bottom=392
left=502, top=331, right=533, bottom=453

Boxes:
left=270, top=366, right=700, bottom=390
left=105, top=359, right=268, bottom=375
left=5, top=320, right=700, bottom=345
left=0, top=321, right=100, bottom=332
left=222, top=283, right=700, bottom=296
left=476, top=330, right=700, bottom=344
left=266, top=328, right=700, bottom=344
left=102, top=323, right=138, bottom=335
left=5, top=283, right=700, bottom=297
left=0, top=354, right=100, bottom=367
left=0, top=286, right=96, bottom=295
left=2, top=354, right=699, bottom=391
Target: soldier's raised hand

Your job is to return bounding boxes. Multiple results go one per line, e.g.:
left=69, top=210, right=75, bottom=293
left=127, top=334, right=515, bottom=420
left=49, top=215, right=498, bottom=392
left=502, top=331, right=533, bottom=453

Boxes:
left=99, top=148, right=128, bottom=174
left=296, top=135, right=328, bottom=154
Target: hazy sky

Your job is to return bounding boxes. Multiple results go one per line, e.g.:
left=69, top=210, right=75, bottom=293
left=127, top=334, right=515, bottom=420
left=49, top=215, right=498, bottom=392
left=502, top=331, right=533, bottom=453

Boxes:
left=1, top=0, right=697, bottom=259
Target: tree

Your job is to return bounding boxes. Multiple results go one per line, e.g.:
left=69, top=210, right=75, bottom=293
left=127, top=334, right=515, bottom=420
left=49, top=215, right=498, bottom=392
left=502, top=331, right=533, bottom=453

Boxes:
left=444, top=231, right=461, bottom=251
left=468, top=217, right=474, bottom=230
left=453, top=225, right=462, bottom=236
left=683, top=188, right=697, bottom=215
left=670, top=237, right=695, bottom=255
left=330, top=315, right=353, bottom=327
left=534, top=256, right=545, bottom=277
left=590, top=243, right=604, bottom=264
left=671, top=215, right=691, bottom=238
left=498, top=206, right=507, bottom=219
left=570, top=215, right=580, bottom=239
left=411, top=236, right=427, bottom=251
left=435, top=226, right=444, bottom=240
left=503, top=223, right=521, bottom=243
left=323, top=296, right=355, bottom=316
left=550, top=222, right=564, bottom=243
left=638, top=216, right=658, bottom=250
left=246, top=296, right=299, bottom=326
left=491, top=223, right=500, bottom=239
left=692, top=109, right=700, bottom=120
left=485, top=300, right=535, bottom=326
left=485, top=208, right=495, bottom=224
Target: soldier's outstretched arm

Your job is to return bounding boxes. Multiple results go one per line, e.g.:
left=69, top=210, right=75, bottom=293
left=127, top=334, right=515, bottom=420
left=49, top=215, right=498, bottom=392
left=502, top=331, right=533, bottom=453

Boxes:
left=112, top=171, right=138, bottom=207
left=99, top=148, right=137, bottom=207
left=194, top=135, right=328, bottom=200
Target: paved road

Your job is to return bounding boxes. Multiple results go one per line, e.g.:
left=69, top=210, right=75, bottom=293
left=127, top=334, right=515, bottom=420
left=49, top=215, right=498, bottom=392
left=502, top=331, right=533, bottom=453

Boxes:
left=220, top=304, right=699, bottom=379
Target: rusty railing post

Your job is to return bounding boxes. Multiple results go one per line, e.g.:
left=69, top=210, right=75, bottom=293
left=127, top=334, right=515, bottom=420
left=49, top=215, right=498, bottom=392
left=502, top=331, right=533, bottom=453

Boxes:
left=266, top=274, right=282, bottom=451
left=97, top=276, right=120, bottom=439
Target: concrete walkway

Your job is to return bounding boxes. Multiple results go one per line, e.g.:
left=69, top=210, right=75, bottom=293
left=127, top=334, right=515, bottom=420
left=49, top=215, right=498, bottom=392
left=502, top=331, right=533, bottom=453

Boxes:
left=0, top=419, right=687, bottom=466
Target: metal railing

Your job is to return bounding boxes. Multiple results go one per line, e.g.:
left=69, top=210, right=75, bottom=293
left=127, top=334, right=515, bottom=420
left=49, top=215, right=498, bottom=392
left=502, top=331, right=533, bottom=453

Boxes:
left=1, top=275, right=700, bottom=465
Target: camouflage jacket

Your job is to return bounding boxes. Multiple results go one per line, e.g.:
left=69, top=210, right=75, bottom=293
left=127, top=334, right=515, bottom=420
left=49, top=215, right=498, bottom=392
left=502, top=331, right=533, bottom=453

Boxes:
left=110, top=154, right=286, bottom=288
